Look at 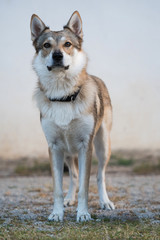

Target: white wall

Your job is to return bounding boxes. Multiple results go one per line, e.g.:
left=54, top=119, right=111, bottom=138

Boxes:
left=0, top=0, right=160, bottom=159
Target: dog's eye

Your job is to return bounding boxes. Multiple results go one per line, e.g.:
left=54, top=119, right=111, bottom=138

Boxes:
left=43, top=43, right=51, bottom=48
left=64, top=42, right=72, bottom=48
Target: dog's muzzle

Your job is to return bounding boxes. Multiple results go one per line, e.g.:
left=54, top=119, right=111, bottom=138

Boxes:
left=47, top=50, right=69, bottom=71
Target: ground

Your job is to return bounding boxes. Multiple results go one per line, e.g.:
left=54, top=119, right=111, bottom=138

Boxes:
left=0, top=151, right=160, bottom=239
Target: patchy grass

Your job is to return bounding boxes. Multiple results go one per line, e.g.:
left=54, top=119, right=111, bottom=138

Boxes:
left=92, top=157, right=98, bottom=166
left=109, top=154, right=160, bottom=175
left=14, top=161, right=51, bottom=176
left=14, top=158, right=97, bottom=176
left=110, top=154, right=134, bottom=166
left=93, top=155, right=134, bottom=167
left=133, top=160, right=160, bottom=175
left=13, top=155, right=160, bottom=176
left=0, top=218, right=159, bottom=240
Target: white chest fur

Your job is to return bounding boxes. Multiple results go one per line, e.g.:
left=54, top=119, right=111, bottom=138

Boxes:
left=33, top=85, right=94, bottom=127
left=39, top=101, right=86, bottom=129
left=41, top=114, right=94, bottom=154
left=40, top=101, right=85, bottom=126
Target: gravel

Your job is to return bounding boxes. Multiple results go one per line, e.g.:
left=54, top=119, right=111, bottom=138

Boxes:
left=0, top=174, right=160, bottom=225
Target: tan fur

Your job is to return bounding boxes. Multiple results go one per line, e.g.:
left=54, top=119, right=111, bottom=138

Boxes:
left=30, top=11, right=115, bottom=222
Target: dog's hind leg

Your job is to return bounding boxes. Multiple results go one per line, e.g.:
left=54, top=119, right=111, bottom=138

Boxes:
left=94, top=118, right=115, bottom=210
left=64, top=155, right=78, bottom=207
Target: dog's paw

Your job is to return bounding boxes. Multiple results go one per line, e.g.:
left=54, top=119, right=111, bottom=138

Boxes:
left=76, top=211, right=92, bottom=222
left=48, top=211, right=64, bottom=222
left=100, top=200, right=115, bottom=210
left=64, top=198, right=75, bottom=207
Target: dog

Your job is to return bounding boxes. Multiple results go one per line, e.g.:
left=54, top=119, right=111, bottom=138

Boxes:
left=30, top=11, right=115, bottom=222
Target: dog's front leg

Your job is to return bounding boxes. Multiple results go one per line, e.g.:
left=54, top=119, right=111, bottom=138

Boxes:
left=77, top=144, right=92, bottom=222
left=48, top=149, right=64, bottom=222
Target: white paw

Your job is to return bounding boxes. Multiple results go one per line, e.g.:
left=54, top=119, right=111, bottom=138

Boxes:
left=64, top=198, right=75, bottom=207
left=77, top=212, right=92, bottom=222
left=100, top=200, right=115, bottom=210
left=48, top=211, right=64, bottom=222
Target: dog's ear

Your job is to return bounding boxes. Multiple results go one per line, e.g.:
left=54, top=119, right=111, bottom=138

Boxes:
left=64, top=11, right=83, bottom=39
left=30, top=14, right=47, bottom=41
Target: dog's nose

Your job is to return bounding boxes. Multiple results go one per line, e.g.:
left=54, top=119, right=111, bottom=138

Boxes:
left=52, top=51, right=63, bottom=62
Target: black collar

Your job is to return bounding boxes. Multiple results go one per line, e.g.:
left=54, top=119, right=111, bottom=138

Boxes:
left=49, top=87, right=81, bottom=102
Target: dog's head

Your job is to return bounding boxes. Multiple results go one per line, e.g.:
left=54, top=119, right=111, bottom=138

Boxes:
left=30, top=11, right=87, bottom=78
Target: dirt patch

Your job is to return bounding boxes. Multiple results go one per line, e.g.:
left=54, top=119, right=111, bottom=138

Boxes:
left=0, top=174, right=159, bottom=224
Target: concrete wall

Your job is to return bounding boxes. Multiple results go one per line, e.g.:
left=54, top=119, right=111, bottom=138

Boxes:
left=0, top=0, right=160, bottom=159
